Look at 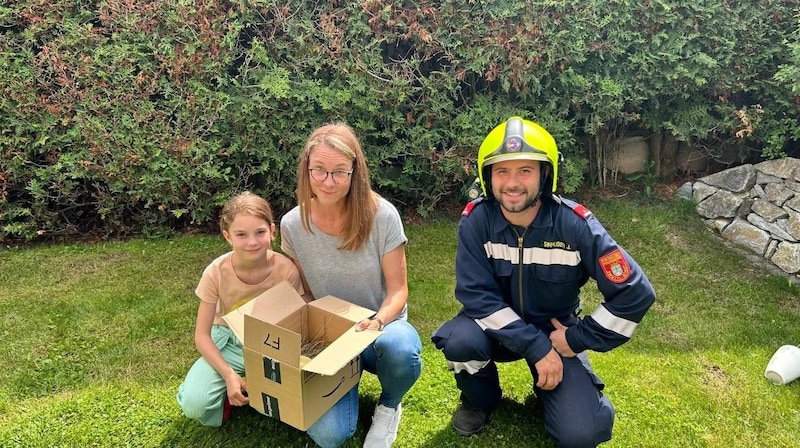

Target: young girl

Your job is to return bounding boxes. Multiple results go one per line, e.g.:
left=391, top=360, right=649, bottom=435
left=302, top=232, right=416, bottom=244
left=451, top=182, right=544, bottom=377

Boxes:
left=177, top=191, right=305, bottom=427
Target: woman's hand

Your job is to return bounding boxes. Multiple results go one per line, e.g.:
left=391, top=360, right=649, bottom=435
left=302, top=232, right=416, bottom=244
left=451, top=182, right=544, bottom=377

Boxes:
left=355, top=316, right=384, bottom=332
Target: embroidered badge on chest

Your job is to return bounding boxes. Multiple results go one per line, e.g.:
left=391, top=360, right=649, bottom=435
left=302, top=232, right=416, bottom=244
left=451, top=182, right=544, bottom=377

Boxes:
left=598, top=249, right=631, bottom=283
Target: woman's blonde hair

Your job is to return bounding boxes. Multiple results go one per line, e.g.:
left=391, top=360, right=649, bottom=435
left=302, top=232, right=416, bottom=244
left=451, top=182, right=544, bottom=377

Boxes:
left=296, top=122, right=378, bottom=251
left=219, top=191, right=274, bottom=233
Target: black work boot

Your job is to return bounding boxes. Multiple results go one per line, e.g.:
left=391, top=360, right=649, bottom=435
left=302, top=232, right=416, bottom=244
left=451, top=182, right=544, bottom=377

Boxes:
left=452, top=403, right=490, bottom=436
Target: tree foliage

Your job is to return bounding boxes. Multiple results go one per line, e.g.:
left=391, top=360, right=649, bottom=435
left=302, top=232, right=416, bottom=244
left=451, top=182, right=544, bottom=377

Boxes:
left=1, top=0, right=798, bottom=240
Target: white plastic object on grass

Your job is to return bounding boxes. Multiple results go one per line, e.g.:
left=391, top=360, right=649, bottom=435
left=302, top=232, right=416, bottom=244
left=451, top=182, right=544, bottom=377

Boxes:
left=764, top=345, right=800, bottom=386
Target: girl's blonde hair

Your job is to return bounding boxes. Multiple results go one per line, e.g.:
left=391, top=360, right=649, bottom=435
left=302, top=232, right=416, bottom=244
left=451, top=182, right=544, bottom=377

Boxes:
left=296, top=122, right=378, bottom=251
left=219, top=191, right=274, bottom=233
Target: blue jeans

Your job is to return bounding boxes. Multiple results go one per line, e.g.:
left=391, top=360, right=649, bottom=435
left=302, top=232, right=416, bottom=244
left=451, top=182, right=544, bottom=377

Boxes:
left=306, top=319, right=422, bottom=448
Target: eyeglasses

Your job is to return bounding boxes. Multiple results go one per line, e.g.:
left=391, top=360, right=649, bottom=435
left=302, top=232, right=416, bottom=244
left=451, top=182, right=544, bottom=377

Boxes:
left=309, top=168, right=353, bottom=183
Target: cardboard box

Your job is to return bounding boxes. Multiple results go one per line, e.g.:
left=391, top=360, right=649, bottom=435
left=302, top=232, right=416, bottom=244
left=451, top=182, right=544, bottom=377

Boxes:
left=234, top=281, right=380, bottom=431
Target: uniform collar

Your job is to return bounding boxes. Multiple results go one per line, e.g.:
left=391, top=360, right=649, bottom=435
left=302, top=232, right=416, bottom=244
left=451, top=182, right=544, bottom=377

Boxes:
left=489, top=195, right=558, bottom=235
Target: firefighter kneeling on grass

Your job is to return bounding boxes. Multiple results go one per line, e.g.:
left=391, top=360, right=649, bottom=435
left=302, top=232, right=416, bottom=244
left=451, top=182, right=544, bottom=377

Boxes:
left=432, top=117, right=656, bottom=448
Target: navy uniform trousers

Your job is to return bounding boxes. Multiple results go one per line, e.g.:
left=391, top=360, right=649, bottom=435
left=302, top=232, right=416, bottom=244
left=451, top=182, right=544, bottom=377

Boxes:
left=433, top=314, right=615, bottom=448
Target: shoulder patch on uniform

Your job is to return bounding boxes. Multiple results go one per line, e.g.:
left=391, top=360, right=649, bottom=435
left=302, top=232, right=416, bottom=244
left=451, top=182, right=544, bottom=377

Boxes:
left=598, top=249, right=631, bottom=283
left=461, top=197, right=484, bottom=217
left=570, top=202, right=592, bottom=219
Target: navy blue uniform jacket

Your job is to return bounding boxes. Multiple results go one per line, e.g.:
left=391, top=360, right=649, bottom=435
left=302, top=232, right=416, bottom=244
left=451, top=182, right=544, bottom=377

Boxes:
left=456, top=196, right=656, bottom=364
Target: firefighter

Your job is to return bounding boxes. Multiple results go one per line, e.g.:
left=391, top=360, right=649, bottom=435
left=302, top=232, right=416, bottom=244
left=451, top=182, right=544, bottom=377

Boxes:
left=432, top=117, right=656, bottom=447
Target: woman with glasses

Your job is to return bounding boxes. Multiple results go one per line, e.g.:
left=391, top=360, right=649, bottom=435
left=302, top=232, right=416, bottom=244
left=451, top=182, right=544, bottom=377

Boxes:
left=280, top=122, right=422, bottom=448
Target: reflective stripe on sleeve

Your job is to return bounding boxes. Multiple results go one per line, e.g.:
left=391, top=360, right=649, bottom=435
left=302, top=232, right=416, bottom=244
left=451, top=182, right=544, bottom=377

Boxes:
left=446, top=359, right=490, bottom=375
left=474, top=307, right=521, bottom=331
left=591, top=305, right=638, bottom=338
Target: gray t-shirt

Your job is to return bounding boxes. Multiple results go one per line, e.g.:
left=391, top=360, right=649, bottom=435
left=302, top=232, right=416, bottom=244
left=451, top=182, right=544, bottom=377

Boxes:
left=280, top=197, right=409, bottom=320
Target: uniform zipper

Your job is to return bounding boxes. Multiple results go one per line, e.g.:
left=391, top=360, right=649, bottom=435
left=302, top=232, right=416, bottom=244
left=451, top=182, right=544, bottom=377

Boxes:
left=511, top=225, right=529, bottom=317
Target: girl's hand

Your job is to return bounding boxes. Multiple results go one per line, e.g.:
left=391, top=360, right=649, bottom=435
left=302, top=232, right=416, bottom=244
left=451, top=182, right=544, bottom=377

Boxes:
left=225, top=372, right=249, bottom=406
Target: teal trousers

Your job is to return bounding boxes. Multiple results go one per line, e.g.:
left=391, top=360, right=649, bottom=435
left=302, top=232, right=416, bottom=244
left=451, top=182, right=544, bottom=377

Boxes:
left=176, top=325, right=245, bottom=427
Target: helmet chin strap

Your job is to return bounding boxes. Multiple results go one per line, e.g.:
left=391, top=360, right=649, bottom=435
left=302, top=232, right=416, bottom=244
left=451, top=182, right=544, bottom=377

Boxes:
left=526, top=168, right=548, bottom=209
left=511, top=174, right=545, bottom=212
left=525, top=190, right=543, bottom=210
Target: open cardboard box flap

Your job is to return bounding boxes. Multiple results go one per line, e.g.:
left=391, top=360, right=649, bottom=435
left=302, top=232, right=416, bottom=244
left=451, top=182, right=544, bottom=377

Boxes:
left=235, top=280, right=381, bottom=375
left=223, top=281, right=307, bottom=344
left=302, top=326, right=380, bottom=375
left=239, top=281, right=386, bottom=430
left=309, top=295, right=376, bottom=322
left=300, top=294, right=380, bottom=375
left=248, top=281, right=307, bottom=324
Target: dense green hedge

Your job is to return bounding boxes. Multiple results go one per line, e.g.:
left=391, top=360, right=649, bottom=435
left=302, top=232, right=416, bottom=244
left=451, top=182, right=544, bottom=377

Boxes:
left=1, top=0, right=798, bottom=240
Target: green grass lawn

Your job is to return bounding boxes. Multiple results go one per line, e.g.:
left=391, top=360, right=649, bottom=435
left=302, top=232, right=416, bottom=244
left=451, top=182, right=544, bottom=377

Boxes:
left=1, top=195, right=798, bottom=447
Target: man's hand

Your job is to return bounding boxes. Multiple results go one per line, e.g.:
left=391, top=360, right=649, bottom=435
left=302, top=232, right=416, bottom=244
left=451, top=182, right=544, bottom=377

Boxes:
left=549, top=317, right=577, bottom=358
left=534, top=348, right=564, bottom=390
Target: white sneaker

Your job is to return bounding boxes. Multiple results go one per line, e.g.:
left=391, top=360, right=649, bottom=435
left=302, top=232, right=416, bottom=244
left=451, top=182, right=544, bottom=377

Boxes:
left=363, top=403, right=402, bottom=448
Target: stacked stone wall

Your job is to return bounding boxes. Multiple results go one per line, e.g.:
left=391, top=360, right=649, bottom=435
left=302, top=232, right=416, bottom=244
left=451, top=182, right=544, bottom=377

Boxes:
left=679, top=158, right=800, bottom=282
